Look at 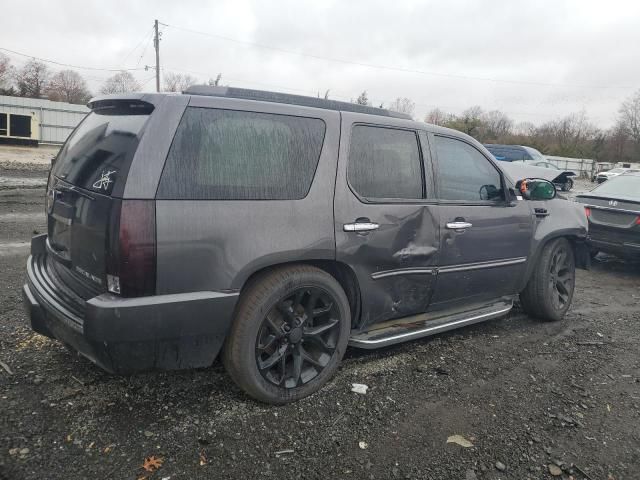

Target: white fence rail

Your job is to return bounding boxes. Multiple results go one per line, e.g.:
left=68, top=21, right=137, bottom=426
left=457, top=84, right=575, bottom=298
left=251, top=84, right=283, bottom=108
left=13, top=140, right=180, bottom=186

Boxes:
left=546, top=155, right=595, bottom=178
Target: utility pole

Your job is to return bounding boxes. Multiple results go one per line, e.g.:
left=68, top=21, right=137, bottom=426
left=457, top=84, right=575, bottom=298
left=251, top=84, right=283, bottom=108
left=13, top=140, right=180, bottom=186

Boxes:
left=153, top=19, right=161, bottom=92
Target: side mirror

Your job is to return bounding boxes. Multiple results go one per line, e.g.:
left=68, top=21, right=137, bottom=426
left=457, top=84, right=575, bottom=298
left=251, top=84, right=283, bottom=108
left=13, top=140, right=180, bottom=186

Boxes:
left=515, top=178, right=556, bottom=200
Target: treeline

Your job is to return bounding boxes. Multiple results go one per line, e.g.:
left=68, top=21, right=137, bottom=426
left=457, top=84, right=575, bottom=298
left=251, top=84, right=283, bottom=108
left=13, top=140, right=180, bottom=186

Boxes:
left=355, top=89, right=640, bottom=163
left=0, top=53, right=221, bottom=104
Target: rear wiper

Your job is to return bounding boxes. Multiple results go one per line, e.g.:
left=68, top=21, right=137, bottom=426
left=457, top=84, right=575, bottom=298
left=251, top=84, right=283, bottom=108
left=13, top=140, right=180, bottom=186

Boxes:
left=55, top=184, right=95, bottom=201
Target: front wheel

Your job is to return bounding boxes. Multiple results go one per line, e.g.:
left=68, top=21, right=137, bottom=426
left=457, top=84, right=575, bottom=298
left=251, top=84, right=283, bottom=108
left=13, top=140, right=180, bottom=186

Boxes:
left=520, top=238, right=575, bottom=321
left=223, top=265, right=351, bottom=404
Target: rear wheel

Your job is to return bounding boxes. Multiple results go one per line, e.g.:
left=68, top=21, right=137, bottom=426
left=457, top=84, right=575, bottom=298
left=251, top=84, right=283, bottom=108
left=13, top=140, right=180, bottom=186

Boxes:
left=223, top=265, right=351, bottom=404
left=520, top=238, right=575, bottom=321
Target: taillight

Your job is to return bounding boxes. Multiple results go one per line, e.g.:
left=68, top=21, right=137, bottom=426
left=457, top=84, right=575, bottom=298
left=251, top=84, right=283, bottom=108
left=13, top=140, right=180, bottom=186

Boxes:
left=636, top=216, right=640, bottom=225
left=107, top=200, right=156, bottom=297
left=584, top=207, right=591, bottom=218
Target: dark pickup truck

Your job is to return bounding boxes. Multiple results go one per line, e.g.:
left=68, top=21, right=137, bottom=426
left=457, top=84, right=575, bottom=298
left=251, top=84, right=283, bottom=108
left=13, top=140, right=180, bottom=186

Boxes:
left=23, top=87, right=589, bottom=404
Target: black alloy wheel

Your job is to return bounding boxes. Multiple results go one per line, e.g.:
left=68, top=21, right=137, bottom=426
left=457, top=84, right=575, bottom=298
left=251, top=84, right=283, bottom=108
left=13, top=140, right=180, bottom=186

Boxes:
left=256, top=287, right=341, bottom=389
left=548, top=245, right=574, bottom=311
left=520, top=237, right=576, bottom=321
left=223, top=265, right=351, bottom=404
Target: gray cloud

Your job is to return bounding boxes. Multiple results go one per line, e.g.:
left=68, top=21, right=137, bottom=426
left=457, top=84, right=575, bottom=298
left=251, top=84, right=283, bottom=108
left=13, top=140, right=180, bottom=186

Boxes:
left=1, top=0, right=638, bottom=127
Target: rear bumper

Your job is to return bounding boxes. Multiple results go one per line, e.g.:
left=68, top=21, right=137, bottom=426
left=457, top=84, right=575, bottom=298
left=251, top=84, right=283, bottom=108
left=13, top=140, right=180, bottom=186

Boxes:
left=23, top=237, right=239, bottom=373
left=588, top=236, right=640, bottom=257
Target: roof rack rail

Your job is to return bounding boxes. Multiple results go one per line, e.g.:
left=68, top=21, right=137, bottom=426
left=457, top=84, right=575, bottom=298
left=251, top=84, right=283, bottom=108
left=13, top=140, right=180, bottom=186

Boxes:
left=183, top=85, right=413, bottom=120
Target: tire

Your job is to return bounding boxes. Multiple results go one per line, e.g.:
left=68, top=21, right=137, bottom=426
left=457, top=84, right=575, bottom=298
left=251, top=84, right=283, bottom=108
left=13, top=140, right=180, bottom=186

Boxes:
left=561, top=178, right=573, bottom=191
left=520, top=238, right=575, bottom=322
left=223, top=265, right=351, bottom=404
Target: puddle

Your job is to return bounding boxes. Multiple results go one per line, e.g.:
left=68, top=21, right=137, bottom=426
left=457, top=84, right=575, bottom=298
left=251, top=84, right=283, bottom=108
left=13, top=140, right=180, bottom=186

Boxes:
left=0, top=241, right=30, bottom=256
left=0, top=176, right=47, bottom=189
left=0, top=212, right=45, bottom=222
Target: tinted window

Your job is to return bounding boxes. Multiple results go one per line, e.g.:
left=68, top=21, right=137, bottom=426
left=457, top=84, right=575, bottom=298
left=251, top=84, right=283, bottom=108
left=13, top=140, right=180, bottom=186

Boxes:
left=158, top=108, right=325, bottom=200
left=435, top=136, right=503, bottom=202
left=52, top=107, right=150, bottom=195
left=348, top=126, right=423, bottom=199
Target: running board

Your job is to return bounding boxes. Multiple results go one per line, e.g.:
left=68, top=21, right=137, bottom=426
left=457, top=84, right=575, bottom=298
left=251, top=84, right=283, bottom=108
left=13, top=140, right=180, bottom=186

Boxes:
left=348, top=300, right=513, bottom=349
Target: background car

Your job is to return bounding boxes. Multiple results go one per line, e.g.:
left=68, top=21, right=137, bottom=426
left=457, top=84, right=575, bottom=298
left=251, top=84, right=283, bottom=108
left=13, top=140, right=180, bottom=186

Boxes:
left=530, top=160, right=577, bottom=191
left=595, top=167, right=640, bottom=183
left=576, top=172, right=640, bottom=259
left=484, top=144, right=547, bottom=163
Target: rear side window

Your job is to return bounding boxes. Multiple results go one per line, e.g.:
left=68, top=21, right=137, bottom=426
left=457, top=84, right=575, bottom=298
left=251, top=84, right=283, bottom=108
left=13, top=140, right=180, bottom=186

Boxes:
left=51, top=103, right=152, bottom=196
left=348, top=125, right=423, bottom=200
left=157, top=108, right=326, bottom=200
left=435, top=136, right=503, bottom=202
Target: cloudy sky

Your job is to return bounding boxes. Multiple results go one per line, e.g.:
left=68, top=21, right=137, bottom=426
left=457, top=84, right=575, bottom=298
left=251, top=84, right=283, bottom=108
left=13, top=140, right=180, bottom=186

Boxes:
left=2, top=0, right=639, bottom=128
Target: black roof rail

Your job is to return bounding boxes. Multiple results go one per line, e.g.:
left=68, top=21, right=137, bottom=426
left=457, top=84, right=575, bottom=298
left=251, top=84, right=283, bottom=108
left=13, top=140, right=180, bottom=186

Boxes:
left=183, top=85, right=413, bottom=120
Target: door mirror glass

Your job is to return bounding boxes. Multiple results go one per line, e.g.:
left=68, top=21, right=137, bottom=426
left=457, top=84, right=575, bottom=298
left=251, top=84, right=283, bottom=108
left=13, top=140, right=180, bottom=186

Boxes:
left=479, top=184, right=501, bottom=201
left=516, top=178, right=556, bottom=200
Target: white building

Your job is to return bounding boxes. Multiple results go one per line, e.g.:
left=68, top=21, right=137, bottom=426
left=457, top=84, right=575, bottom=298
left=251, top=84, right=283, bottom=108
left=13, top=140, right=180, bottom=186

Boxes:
left=0, top=95, right=88, bottom=146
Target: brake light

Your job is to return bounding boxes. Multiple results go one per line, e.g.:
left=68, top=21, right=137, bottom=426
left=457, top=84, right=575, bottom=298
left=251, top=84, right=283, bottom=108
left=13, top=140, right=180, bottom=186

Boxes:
left=584, top=207, right=591, bottom=218
left=636, top=216, right=640, bottom=225
left=107, top=200, right=156, bottom=297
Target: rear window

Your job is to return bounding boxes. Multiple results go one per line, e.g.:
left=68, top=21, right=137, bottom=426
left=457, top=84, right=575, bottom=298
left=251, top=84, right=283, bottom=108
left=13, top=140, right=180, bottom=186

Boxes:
left=51, top=103, right=152, bottom=196
left=157, top=107, right=326, bottom=200
left=592, top=175, right=640, bottom=200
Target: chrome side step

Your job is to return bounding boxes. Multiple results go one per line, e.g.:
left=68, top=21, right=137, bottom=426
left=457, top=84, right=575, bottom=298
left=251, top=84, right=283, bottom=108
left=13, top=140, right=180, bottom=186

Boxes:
left=348, top=300, right=513, bottom=349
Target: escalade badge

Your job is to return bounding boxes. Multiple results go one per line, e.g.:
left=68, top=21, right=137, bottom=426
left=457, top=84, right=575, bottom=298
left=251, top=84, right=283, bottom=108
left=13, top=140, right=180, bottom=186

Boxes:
left=608, top=200, right=618, bottom=207
left=93, top=170, right=117, bottom=192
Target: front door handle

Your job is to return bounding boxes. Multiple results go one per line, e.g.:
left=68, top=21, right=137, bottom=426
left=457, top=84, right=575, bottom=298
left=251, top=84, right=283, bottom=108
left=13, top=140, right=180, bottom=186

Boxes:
left=344, top=222, right=380, bottom=232
left=446, top=221, right=473, bottom=230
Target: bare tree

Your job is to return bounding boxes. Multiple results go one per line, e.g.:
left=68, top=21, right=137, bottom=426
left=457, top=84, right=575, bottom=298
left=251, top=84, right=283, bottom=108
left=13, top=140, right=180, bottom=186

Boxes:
left=355, top=91, right=369, bottom=106
left=444, top=106, right=484, bottom=137
left=164, top=72, right=198, bottom=92
left=208, top=73, right=223, bottom=86
left=0, top=53, right=11, bottom=87
left=100, top=71, right=141, bottom=94
left=388, top=97, right=415, bottom=117
left=425, top=108, right=450, bottom=126
left=619, top=89, right=640, bottom=155
left=482, top=110, right=513, bottom=140
left=46, top=70, right=91, bottom=104
left=14, top=59, right=49, bottom=98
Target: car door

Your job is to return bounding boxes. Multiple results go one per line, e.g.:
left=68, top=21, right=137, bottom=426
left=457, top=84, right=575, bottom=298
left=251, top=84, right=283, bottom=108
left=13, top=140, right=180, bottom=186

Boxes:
left=334, top=113, right=440, bottom=329
left=428, top=133, right=534, bottom=310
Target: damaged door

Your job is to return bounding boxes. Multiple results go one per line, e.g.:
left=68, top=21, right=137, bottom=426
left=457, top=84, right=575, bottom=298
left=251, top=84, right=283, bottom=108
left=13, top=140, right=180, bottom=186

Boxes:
left=335, top=113, right=440, bottom=328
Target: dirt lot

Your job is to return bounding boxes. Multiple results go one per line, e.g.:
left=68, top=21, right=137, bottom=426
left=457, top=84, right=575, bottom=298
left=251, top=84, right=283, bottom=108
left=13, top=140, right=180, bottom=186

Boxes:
left=1, top=161, right=639, bottom=480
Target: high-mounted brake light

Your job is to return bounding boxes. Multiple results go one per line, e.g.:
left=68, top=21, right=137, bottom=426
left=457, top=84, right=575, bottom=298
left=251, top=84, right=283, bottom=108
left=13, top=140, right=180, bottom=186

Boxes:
left=107, top=200, right=156, bottom=297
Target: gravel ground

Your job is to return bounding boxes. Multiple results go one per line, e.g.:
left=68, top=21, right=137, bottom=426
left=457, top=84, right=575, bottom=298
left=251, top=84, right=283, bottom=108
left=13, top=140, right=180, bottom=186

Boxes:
left=1, top=166, right=639, bottom=480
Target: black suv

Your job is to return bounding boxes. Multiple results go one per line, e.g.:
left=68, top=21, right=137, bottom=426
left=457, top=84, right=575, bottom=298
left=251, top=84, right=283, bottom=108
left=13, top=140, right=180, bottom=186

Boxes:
left=23, top=86, right=589, bottom=404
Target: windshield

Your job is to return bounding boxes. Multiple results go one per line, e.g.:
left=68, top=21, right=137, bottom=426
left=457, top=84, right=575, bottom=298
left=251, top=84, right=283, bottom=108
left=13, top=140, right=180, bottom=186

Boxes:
left=51, top=106, right=151, bottom=196
left=523, top=146, right=546, bottom=161
left=591, top=175, right=640, bottom=200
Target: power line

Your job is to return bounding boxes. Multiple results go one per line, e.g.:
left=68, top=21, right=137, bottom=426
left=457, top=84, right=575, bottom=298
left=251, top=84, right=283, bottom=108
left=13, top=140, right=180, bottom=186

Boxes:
left=0, top=47, right=146, bottom=72
left=158, top=21, right=635, bottom=90
left=119, top=26, right=155, bottom=67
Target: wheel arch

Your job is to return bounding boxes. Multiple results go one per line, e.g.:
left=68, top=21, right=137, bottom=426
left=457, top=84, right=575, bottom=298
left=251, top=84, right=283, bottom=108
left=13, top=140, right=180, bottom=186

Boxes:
left=522, top=230, right=590, bottom=291
left=237, top=259, right=362, bottom=327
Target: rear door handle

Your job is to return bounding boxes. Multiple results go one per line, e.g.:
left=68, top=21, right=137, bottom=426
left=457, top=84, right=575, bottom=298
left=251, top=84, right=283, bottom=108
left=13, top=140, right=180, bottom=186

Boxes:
left=343, top=222, right=380, bottom=232
left=446, top=221, right=473, bottom=230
